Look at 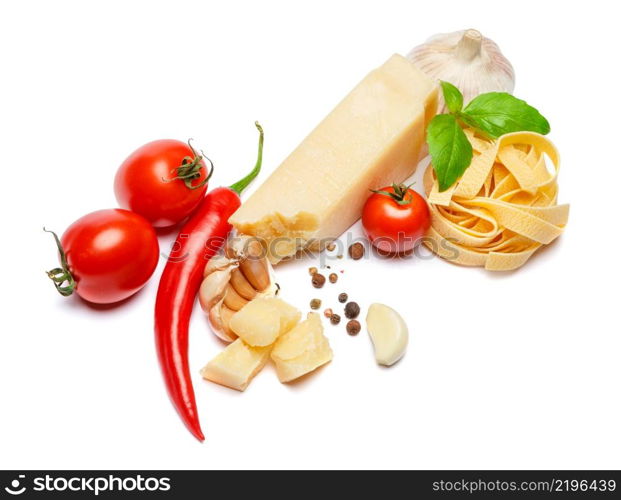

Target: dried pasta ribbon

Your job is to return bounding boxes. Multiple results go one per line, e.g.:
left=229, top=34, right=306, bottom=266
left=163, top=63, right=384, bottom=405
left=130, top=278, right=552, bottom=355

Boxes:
left=424, top=130, right=569, bottom=271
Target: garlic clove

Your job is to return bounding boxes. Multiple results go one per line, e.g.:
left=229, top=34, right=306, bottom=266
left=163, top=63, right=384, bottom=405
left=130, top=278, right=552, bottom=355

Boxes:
left=240, top=238, right=271, bottom=290
left=230, top=267, right=258, bottom=301
left=220, top=305, right=237, bottom=334
left=198, top=268, right=232, bottom=313
left=208, top=298, right=238, bottom=342
left=407, top=29, right=515, bottom=112
left=366, top=303, right=408, bottom=366
left=201, top=234, right=278, bottom=343
left=239, top=254, right=270, bottom=291
left=223, top=283, right=249, bottom=311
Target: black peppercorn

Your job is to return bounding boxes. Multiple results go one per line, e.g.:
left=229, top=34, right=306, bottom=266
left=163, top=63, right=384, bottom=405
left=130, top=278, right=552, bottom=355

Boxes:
left=346, top=319, right=361, bottom=335
left=312, top=273, right=326, bottom=288
left=344, top=301, right=360, bottom=319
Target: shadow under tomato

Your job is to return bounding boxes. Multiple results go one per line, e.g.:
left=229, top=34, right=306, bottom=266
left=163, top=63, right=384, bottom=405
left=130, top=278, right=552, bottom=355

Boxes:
left=155, top=223, right=186, bottom=237
left=371, top=246, right=416, bottom=260
left=61, top=286, right=147, bottom=312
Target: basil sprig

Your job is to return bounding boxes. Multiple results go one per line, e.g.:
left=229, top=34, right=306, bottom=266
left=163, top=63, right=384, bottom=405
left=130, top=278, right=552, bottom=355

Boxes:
left=427, top=82, right=550, bottom=192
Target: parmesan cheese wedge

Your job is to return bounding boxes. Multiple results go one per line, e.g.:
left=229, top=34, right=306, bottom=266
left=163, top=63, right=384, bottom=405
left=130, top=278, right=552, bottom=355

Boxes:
left=229, top=297, right=301, bottom=346
left=271, top=313, right=332, bottom=383
left=200, top=339, right=271, bottom=392
left=229, top=54, right=438, bottom=262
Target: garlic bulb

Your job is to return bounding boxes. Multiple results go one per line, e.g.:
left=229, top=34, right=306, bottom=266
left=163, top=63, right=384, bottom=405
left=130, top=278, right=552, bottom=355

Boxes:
left=408, top=29, right=515, bottom=112
left=199, top=235, right=278, bottom=342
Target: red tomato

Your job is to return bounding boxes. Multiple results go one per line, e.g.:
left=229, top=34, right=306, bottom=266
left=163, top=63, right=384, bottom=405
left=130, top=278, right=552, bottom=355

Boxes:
left=45, top=209, right=159, bottom=304
left=114, top=139, right=212, bottom=228
left=362, top=184, right=430, bottom=254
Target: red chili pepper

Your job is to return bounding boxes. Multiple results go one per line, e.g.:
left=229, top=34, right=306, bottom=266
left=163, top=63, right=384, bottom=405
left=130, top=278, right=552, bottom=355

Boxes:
left=154, top=123, right=264, bottom=441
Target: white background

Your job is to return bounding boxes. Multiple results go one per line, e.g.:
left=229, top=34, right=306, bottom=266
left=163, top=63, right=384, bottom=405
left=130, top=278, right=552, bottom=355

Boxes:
left=1, top=0, right=619, bottom=470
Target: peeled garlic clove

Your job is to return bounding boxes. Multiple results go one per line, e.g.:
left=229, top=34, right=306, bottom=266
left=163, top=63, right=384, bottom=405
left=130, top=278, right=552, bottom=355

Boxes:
left=407, top=29, right=515, bottom=111
left=366, top=303, right=408, bottom=366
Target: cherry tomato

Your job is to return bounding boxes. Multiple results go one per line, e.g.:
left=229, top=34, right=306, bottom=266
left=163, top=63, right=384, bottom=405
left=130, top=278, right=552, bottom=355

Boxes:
left=114, top=139, right=213, bottom=228
left=45, top=209, right=159, bottom=304
left=362, top=184, right=430, bottom=254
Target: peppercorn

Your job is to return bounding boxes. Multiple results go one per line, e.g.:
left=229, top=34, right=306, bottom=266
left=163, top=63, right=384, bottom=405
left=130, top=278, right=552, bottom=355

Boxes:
left=312, top=273, right=326, bottom=288
left=329, top=272, right=338, bottom=283
left=338, top=292, right=348, bottom=303
left=310, top=298, right=321, bottom=310
left=308, top=266, right=318, bottom=276
left=330, top=313, right=341, bottom=325
left=346, top=319, right=361, bottom=335
left=323, top=308, right=333, bottom=319
left=348, top=242, right=364, bottom=260
left=344, top=301, right=360, bottom=319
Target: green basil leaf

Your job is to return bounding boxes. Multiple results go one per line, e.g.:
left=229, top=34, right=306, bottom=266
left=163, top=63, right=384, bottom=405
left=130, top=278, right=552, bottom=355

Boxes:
left=440, top=81, right=463, bottom=114
left=427, top=114, right=473, bottom=192
left=460, top=92, right=550, bottom=138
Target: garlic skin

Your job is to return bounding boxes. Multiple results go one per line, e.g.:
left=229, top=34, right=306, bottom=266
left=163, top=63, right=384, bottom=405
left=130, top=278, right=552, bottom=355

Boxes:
left=408, top=29, right=515, bottom=112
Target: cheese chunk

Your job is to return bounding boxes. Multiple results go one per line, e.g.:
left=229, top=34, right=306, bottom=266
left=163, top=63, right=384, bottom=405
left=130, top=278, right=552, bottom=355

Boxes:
left=229, top=297, right=301, bottom=346
left=200, top=339, right=271, bottom=391
left=229, top=54, right=438, bottom=261
left=271, top=313, right=332, bottom=383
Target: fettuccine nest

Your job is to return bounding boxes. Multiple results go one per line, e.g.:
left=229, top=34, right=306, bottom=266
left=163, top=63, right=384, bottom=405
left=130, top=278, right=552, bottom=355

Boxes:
left=424, top=130, right=569, bottom=271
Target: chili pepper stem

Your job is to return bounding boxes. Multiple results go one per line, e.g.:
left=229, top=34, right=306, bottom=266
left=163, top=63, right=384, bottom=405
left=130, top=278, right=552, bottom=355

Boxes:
left=229, top=122, right=264, bottom=195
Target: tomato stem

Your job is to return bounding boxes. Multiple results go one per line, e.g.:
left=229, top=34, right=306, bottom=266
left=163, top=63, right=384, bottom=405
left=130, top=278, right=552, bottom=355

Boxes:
left=370, top=183, right=414, bottom=205
left=162, top=139, right=214, bottom=190
left=43, top=227, right=76, bottom=297
left=229, top=122, right=264, bottom=195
